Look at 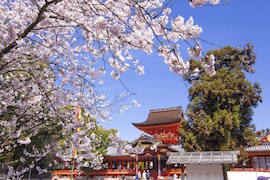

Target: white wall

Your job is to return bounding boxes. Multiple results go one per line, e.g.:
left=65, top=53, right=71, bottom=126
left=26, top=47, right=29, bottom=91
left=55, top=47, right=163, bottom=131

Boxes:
left=227, top=172, right=270, bottom=180
left=186, top=164, right=223, bottom=180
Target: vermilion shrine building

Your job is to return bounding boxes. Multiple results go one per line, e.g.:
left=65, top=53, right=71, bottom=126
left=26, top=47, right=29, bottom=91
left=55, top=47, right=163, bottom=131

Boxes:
left=53, top=106, right=185, bottom=179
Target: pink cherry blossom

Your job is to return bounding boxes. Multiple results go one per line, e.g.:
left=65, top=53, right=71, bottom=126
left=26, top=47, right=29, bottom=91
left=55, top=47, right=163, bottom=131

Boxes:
left=0, top=0, right=217, bottom=178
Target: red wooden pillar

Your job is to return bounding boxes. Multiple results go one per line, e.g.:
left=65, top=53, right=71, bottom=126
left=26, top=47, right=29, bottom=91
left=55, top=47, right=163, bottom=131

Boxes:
left=110, top=159, right=112, bottom=169
left=250, top=155, right=254, bottom=168
left=122, top=159, right=124, bottom=170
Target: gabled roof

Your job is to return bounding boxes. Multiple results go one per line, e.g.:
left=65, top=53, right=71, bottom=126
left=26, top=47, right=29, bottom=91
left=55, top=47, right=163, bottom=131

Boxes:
left=132, top=106, right=183, bottom=127
left=245, top=142, right=270, bottom=152
left=132, top=134, right=179, bottom=152
left=106, top=143, right=131, bottom=156
left=170, top=143, right=185, bottom=154
left=166, top=151, right=239, bottom=165
left=132, top=134, right=161, bottom=146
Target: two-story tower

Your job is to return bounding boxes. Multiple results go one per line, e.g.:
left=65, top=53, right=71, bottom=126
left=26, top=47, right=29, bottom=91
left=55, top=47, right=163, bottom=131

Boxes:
left=132, top=106, right=183, bottom=144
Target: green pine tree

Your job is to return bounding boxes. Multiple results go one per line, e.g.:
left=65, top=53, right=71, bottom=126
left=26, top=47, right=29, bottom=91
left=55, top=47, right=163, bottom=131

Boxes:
left=180, top=43, right=262, bottom=152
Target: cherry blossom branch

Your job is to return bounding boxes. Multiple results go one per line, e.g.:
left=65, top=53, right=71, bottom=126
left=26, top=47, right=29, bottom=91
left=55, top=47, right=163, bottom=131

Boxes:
left=0, top=0, right=59, bottom=58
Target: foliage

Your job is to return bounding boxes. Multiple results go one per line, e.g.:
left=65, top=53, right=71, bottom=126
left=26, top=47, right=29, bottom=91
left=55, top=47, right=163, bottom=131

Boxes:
left=93, top=126, right=118, bottom=156
left=180, top=44, right=262, bottom=152
left=238, top=146, right=249, bottom=164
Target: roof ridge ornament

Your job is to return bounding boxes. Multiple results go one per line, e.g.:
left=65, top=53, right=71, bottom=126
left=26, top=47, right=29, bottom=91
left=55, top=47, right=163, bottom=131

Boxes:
left=150, top=106, right=182, bottom=112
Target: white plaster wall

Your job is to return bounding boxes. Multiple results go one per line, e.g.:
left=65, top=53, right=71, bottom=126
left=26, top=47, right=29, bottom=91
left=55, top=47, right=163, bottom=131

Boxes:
left=186, top=164, right=223, bottom=180
left=227, top=172, right=270, bottom=180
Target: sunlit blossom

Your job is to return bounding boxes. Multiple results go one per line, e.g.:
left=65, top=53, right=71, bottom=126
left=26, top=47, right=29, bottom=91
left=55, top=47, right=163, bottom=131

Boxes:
left=17, top=137, right=31, bottom=145
left=188, top=42, right=202, bottom=59
left=133, top=100, right=141, bottom=107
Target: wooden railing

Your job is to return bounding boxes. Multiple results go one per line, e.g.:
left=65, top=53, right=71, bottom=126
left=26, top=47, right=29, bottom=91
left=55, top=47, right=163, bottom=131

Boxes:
left=87, top=169, right=136, bottom=176
left=52, top=169, right=137, bottom=178
left=52, top=169, right=186, bottom=178
left=52, top=170, right=78, bottom=178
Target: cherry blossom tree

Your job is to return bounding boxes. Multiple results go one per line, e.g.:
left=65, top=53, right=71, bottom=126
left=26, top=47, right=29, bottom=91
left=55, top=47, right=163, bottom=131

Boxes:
left=0, top=0, right=220, bottom=178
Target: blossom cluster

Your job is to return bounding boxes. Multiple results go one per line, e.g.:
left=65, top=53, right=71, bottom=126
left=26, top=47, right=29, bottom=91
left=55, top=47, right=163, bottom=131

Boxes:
left=5, top=145, right=51, bottom=179
left=189, top=0, right=220, bottom=8
left=202, top=54, right=216, bottom=76
left=0, top=0, right=219, bottom=177
left=56, top=129, right=104, bottom=171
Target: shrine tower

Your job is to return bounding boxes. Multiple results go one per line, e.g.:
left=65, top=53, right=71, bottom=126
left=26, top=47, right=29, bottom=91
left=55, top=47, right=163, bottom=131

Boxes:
left=132, top=106, right=183, bottom=144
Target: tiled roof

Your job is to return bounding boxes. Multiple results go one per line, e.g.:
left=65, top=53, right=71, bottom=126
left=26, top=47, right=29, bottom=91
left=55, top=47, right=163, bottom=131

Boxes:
left=106, top=135, right=183, bottom=156
left=132, top=134, right=161, bottom=145
left=106, top=143, right=130, bottom=156
left=132, top=106, right=183, bottom=126
left=245, top=144, right=270, bottom=152
left=170, top=144, right=185, bottom=153
left=166, top=151, right=239, bottom=165
left=132, top=134, right=180, bottom=152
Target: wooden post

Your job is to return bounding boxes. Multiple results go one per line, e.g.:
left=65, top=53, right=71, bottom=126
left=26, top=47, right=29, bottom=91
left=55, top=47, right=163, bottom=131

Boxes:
left=86, top=168, right=89, bottom=180
left=158, top=154, right=161, bottom=177
left=136, top=155, right=139, bottom=174
left=122, top=159, right=124, bottom=170
left=250, top=155, right=254, bottom=169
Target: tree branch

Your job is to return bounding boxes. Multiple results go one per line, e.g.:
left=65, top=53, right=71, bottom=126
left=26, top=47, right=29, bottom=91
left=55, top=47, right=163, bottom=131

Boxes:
left=0, top=0, right=61, bottom=59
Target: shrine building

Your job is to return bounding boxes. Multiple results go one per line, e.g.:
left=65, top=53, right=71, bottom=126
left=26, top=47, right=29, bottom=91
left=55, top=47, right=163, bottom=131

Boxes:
left=52, top=106, right=185, bottom=179
left=52, top=106, right=245, bottom=180
left=94, top=106, right=185, bottom=179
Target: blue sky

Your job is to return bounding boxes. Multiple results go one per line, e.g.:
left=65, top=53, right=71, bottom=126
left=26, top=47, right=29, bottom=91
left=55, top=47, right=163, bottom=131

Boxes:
left=98, top=0, right=270, bottom=142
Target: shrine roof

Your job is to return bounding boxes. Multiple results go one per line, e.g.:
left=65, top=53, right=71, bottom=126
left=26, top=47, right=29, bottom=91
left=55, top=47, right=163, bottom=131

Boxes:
left=132, top=134, right=160, bottom=145
left=166, top=151, right=239, bottom=165
left=245, top=143, right=270, bottom=152
left=170, top=144, right=185, bottom=153
left=132, top=134, right=180, bottom=152
left=132, top=106, right=183, bottom=127
left=246, top=133, right=270, bottom=152
left=106, top=143, right=131, bottom=156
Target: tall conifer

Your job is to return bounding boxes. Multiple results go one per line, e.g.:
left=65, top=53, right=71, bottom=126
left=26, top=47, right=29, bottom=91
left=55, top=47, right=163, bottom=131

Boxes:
left=181, top=44, right=262, bottom=152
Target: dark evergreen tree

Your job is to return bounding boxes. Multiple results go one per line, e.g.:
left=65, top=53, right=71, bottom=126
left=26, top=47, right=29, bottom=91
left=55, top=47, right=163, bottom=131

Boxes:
left=180, top=43, right=262, bottom=152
